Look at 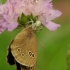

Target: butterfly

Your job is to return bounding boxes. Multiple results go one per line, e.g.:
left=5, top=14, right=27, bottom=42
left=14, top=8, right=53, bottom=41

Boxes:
left=7, top=26, right=37, bottom=70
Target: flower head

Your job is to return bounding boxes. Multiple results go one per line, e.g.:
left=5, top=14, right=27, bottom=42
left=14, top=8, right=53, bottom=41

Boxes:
left=0, top=0, right=62, bottom=33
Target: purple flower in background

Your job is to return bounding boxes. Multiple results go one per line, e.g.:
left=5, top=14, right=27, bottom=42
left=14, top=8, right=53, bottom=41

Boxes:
left=0, top=0, right=62, bottom=33
left=0, top=1, right=18, bottom=33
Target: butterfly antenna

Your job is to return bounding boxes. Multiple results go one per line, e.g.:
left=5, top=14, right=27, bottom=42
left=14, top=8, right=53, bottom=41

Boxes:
left=37, top=38, right=45, bottom=48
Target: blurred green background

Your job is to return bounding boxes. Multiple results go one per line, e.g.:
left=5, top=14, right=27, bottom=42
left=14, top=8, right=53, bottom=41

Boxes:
left=0, top=0, right=70, bottom=70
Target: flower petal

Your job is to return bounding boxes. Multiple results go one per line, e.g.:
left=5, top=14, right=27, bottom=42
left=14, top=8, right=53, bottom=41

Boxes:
left=48, top=10, right=62, bottom=20
left=44, top=21, right=60, bottom=31
left=8, top=22, right=18, bottom=31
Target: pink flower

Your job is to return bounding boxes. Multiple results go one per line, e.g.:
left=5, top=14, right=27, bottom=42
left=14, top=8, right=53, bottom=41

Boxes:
left=15, top=0, right=62, bottom=31
left=0, top=1, right=18, bottom=33
left=0, top=0, right=62, bottom=33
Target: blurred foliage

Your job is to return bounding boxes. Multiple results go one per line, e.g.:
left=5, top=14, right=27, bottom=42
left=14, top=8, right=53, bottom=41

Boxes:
left=0, top=0, right=70, bottom=70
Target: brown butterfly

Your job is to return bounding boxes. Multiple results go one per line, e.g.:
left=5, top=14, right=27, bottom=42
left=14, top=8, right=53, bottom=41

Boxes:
left=7, top=26, right=37, bottom=70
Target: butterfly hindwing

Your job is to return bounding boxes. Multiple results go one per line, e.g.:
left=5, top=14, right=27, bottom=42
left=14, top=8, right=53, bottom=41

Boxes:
left=10, top=27, right=37, bottom=67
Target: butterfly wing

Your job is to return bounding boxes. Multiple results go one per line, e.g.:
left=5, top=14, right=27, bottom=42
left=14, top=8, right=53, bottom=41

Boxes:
left=7, top=40, right=15, bottom=65
left=10, top=27, right=37, bottom=67
left=15, top=61, right=36, bottom=70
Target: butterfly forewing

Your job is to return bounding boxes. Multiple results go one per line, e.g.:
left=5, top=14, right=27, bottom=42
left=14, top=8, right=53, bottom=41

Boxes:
left=11, top=27, right=37, bottom=67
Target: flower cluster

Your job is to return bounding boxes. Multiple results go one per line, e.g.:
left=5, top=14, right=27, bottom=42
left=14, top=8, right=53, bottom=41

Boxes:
left=0, top=0, right=62, bottom=33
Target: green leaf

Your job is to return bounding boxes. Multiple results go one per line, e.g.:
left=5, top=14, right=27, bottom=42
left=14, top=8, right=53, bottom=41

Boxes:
left=18, top=13, right=29, bottom=26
